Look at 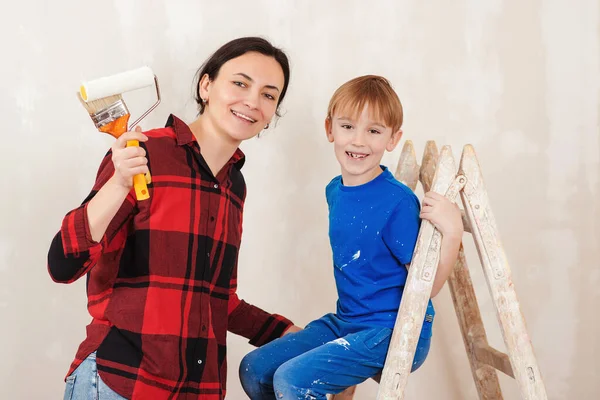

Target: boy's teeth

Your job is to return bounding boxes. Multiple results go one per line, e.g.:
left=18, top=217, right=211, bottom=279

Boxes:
left=347, top=152, right=367, bottom=159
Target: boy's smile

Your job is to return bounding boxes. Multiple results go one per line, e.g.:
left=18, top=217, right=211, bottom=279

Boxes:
left=345, top=150, right=370, bottom=160
left=326, top=105, right=402, bottom=186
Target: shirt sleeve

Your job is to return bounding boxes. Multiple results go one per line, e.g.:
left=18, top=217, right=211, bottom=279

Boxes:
left=325, top=175, right=341, bottom=211
left=47, top=150, right=136, bottom=283
left=381, top=194, right=422, bottom=265
left=227, top=258, right=293, bottom=346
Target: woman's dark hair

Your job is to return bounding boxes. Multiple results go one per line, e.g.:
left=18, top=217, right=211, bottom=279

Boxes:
left=194, top=37, right=290, bottom=117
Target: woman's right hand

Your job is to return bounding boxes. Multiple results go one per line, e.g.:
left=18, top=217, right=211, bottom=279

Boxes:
left=111, top=126, right=149, bottom=189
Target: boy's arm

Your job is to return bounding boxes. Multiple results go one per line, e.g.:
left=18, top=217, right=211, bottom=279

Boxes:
left=420, top=191, right=464, bottom=297
left=382, top=195, right=421, bottom=269
left=430, top=231, right=462, bottom=297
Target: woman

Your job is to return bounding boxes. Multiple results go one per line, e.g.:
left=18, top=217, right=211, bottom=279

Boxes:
left=49, top=36, right=300, bottom=400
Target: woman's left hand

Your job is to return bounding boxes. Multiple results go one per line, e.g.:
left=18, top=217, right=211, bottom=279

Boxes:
left=281, top=325, right=303, bottom=337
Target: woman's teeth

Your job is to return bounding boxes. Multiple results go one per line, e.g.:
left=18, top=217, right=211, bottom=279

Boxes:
left=232, top=110, right=256, bottom=123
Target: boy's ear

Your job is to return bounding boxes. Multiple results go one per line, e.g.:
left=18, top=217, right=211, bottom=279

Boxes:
left=325, top=117, right=334, bottom=143
left=386, top=128, right=403, bottom=151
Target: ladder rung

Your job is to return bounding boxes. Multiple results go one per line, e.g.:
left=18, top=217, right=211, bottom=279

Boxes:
left=461, top=210, right=472, bottom=233
left=474, top=341, right=514, bottom=378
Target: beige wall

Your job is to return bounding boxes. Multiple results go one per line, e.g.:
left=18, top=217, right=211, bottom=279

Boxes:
left=1, top=0, right=598, bottom=398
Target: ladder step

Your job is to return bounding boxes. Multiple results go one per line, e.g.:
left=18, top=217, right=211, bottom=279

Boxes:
left=474, top=340, right=514, bottom=378
left=461, top=210, right=472, bottom=233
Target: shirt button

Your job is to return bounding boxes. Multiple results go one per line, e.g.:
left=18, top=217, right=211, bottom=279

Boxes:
left=213, top=183, right=219, bottom=189
left=197, top=359, right=203, bottom=365
left=210, top=216, right=215, bottom=221
left=202, top=325, right=207, bottom=331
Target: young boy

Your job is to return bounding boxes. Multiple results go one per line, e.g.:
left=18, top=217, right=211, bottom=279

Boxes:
left=239, top=75, right=463, bottom=399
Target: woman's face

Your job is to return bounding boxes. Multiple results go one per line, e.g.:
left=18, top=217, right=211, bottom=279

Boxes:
left=200, top=52, right=285, bottom=142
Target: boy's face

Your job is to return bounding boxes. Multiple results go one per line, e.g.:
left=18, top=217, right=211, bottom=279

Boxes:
left=325, top=105, right=402, bottom=186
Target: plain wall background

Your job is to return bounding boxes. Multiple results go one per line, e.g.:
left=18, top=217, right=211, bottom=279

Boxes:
left=0, top=1, right=598, bottom=398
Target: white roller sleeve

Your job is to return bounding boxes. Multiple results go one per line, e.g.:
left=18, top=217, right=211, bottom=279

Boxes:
left=80, top=66, right=155, bottom=102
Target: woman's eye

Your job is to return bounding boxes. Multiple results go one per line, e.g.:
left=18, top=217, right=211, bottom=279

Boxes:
left=233, top=81, right=247, bottom=88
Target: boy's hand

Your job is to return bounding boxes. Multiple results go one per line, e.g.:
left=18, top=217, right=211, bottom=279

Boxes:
left=420, top=191, right=463, bottom=239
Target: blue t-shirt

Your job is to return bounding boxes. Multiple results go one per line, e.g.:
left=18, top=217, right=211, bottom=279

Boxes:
left=326, top=166, right=434, bottom=329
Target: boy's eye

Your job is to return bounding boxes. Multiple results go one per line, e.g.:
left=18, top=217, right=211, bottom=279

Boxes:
left=233, top=81, right=247, bottom=88
left=341, top=124, right=353, bottom=130
left=369, top=129, right=381, bottom=134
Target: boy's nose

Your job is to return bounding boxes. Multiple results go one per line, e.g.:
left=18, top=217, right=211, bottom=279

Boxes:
left=351, top=130, right=367, bottom=146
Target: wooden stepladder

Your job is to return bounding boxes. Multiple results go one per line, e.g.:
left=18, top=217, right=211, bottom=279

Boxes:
left=332, top=142, right=548, bottom=400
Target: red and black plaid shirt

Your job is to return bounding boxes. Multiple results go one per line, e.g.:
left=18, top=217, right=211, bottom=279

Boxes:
left=48, top=115, right=292, bottom=399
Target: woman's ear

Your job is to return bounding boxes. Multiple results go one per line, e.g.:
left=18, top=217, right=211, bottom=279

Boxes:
left=198, top=73, right=211, bottom=102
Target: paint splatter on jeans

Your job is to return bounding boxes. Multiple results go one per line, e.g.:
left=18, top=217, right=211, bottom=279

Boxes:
left=240, top=313, right=432, bottom=399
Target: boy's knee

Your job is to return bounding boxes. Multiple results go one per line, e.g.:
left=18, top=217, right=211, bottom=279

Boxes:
left=273, top=362, right=320, bottom=399
left=273, top=362, right=299, bottom=398
left=239, top=351, right=270, bottom=398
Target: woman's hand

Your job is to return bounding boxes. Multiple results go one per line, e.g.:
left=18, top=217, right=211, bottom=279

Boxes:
left=111, top=126, right=149, bottom=189
left=281, top=325, right=303, bottom=337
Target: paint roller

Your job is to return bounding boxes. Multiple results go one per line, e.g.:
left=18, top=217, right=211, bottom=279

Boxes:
left=78, top=66, right=161, bottom=201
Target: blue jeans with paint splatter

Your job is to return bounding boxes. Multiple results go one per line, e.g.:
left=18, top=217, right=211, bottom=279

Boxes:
left=239, top=312, right=432, bottom=399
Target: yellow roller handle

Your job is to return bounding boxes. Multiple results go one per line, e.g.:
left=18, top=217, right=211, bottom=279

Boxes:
left=126, top=139, right=150, bottom=201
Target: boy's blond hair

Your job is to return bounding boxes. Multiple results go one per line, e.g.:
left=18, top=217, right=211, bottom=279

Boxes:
left=326, top=75, right=404, bottom=132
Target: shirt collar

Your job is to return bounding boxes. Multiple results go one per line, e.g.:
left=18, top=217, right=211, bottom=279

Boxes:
left=165, top=114, right=246, bottom=170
